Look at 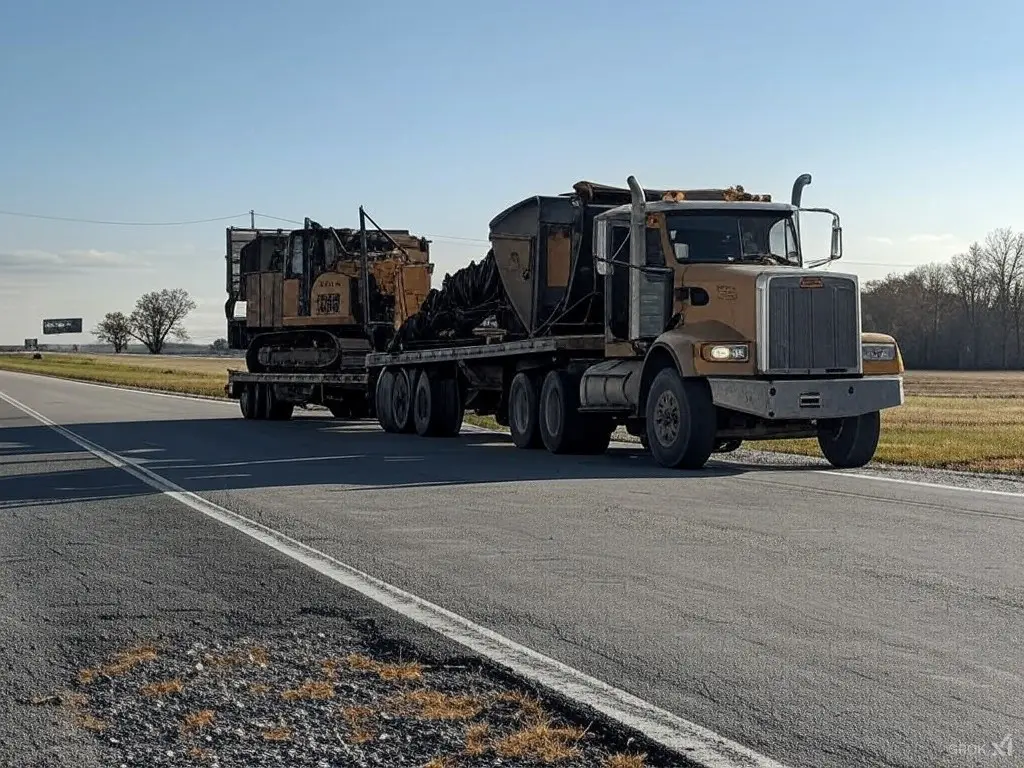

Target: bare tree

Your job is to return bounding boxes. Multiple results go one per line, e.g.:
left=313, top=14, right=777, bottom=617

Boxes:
left=949, top=245, right=992, bottom=368
left=919, top=263, right=953, bottom=367
left=91, top=311, right=132, bottom=353
left=980, top=227, right=1024, bottom=367
left=128, top=288, right=197, bottom=354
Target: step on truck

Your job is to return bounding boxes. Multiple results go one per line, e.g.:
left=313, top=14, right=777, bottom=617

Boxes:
left=227, top=174, right=907, bottom=470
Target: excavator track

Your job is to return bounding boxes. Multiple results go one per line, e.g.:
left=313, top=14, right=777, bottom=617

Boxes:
left=245, top=329, right=344, bottom=374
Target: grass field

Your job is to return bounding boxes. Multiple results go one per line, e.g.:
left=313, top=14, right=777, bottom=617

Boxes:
left=1, top=352, right=1021, bottom=475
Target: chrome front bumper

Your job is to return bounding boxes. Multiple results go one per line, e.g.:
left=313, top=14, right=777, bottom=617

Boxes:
left=707, top=375, right=904, bottom=421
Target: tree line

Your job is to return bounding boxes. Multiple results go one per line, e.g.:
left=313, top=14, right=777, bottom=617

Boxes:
left=861, top=226, right=1023, bottom=369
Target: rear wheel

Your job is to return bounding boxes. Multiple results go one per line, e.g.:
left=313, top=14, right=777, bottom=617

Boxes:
left=538, top=369, right=609, bottom=455
left=413, top=371, right=444, bottom=437
left=437, top=377, right=464, bottom=437
left=375, top=369, right=398, bottom=432
left=817, top=412, right=880, bottom=468
left=263, top=384, right=293, bottom=421
left=391, top=368, right=417, bottom=434
left=508, top=371, right=543, bottom=449
left=239, top=384, right=257, bottom=420
left=253, top=383, right=270, bottom=421
left=644, top=369, right=716, bottom=469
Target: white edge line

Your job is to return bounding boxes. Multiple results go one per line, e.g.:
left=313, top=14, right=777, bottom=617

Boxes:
left=817, top=469, right=1024, bottom=498
left=0, top=389, right=789, bottom=768
left=6, top=367, right=1016, bottom=499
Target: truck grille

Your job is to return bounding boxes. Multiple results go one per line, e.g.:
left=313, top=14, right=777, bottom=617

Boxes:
left=764, top=274, right=860, bottom=374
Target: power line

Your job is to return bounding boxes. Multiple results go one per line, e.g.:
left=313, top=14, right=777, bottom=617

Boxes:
left=0, top=205, right=948, bottom=268
left=0, top=209, right=250, bottom=226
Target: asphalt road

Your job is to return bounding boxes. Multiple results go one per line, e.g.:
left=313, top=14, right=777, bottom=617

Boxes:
left=1, top=371, right=1021, bottom=768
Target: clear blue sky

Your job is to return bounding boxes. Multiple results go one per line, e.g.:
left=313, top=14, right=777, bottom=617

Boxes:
left=2, top=0, right=1022, bottom=344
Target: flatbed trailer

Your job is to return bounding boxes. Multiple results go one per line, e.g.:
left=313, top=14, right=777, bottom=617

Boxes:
left=225, top=333, right=609, bottom=440
left=226, top=367, right=371, bottom=421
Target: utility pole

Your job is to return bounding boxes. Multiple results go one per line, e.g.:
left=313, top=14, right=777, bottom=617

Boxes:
left=250, top=209, right=255, bottom=228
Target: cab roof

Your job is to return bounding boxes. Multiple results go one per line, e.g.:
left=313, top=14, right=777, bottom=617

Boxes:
left=594, top=199, right=797, bottom=221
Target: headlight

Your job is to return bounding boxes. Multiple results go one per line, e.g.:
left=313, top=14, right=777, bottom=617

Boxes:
left=862, top=342, right=897, bottom=361
left=701, top=343, right=750, bottom=362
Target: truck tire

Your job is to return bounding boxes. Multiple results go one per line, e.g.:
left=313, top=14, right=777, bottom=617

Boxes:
left=437, top=377, right=464, bottom=437
left=239, top=384, right=257, bottom=420
left=538, top=369, right=586, bottom=454
left=644, top=369, right=716, bottom=469
left=375, top=369, right=398, bottom=433
left=508, top=371, right=543, bottom=449
left=263, top=384, right=293, bottom=421
left=413, top=371, right=452, bottom=437
left=817, top=411, right=880, bottom=468
left=253, top=382, right=270, bottom=421
left=391, top=368, right=417, bottom=434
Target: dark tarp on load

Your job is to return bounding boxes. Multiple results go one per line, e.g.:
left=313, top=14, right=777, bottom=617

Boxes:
left=389, top=250, right=523, bottom=350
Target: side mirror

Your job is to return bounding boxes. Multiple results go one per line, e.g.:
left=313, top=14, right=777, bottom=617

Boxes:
left=830, top=218, right=843, bottom=260
left=594, top=220, right=610, bottom=275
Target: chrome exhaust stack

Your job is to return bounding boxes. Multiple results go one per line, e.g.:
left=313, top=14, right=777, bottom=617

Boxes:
left=627, top=175, right=645, bottom=341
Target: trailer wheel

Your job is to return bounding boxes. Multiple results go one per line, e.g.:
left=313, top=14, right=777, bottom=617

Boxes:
left=413, top=371, right=443, bottom=437
left=538, top=369, right=586, bottom=454
left=437, top=377, right=464, bottom=437
left=239, top=384, right=257, bottom=420
left=253, top=383, right=270, bottom=421
left=817, top=411, right=880, bottom=469
left=262, top=385, right=293, bottom=421
left=391, top=368, right=417, bottom=433
left=644, top=369, right=716, bottom=469
left=508, top=372, right=543, bottom=449
left=375, top=369, right=398, bottom=433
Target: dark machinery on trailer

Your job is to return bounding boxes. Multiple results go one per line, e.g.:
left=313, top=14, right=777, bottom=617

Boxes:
left=226, top=176, right=906, bottom=470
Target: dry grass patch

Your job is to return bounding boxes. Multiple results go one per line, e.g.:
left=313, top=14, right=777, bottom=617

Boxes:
left=139, top=679, right=183, bottom=698
left=340, top=705, right=377, bottom=743
left=497, top=690, right=548, bottom=724
left=329, top=652, right=425, bottom=683
left=604, top=754, right=648, bottom=768
left=180, top=709, right=216, bottom=733
left=464, top=722, right=490, bottom=755
left=261, top=725, right=293, bottom=742
left=389, top=690, right=485, bottom=721
left=78, top=644, right=159, bottom=684
left=493, top=720, right=587, bottom=763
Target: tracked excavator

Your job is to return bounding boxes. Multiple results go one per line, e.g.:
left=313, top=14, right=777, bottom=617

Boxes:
left=224, top=210, right=433, bottom=375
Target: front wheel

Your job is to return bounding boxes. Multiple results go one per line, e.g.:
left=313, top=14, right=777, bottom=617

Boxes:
left=644, top=369, right=716, bottom=470
left=817, top=412, right=881, bottom=468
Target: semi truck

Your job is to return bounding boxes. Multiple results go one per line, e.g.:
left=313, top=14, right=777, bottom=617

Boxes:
left=225, top=174, right=906, bottom=470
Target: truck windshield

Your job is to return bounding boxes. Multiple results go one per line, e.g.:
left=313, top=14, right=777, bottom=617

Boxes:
left=664, top=211, right=800, bottom=266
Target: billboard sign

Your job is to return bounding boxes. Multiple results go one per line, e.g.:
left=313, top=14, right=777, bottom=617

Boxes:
left=42, top=318, right=83, bottom=335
